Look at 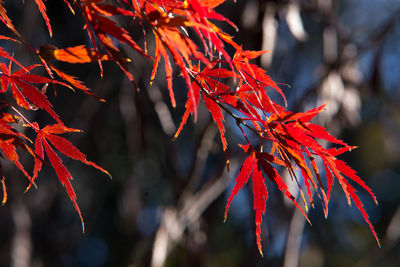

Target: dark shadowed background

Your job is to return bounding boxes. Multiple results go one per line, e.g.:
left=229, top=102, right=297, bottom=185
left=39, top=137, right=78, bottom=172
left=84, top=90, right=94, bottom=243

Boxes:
left=0, top=0, right=400, bottom=266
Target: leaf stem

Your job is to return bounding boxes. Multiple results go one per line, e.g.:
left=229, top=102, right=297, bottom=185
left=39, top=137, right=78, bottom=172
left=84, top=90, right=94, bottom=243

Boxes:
left=10, top=106, right=40, bottom=132
left=187, top=70, right=263, bottom=140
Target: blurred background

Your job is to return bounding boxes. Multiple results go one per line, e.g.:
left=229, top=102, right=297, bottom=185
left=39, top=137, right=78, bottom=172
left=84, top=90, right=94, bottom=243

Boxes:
left=0, top=0, right=400, bottom=266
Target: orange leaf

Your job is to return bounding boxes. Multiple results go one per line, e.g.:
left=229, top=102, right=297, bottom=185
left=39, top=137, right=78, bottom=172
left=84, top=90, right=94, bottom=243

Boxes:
left=34, top=0, right=52, bottom=36
left=198, top=0, right=227, bottom=8
left=1, top=177, right=6, bottom=205
left=39, top=45, right=111, bottom=64
left=50, top=65, right=106, bottom=102
left=0, top=0, right=18, bottom=36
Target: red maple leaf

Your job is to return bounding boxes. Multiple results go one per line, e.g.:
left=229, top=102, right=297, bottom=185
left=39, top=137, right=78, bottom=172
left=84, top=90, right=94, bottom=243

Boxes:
left=0, top=62, right=67, bottom=126
left=33, top=0, right=52, bottom=36
left=31, top=124, right=111, bottom=230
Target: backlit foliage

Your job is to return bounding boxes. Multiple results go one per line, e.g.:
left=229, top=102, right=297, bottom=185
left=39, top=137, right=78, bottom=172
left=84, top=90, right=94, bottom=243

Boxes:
left=0, top=0, right=379, bottom=254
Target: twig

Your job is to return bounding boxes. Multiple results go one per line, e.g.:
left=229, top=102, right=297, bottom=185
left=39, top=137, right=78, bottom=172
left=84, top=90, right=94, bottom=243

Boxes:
left=151, top=163, right=233, bottom=267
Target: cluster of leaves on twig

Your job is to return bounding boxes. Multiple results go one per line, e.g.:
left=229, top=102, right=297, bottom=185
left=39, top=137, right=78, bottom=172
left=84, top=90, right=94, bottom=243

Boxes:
left=0, top=0, right=378, bottom=254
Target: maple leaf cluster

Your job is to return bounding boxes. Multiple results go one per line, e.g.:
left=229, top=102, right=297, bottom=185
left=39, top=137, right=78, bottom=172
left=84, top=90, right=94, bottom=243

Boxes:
left=0, top=0, right=379, bottom=254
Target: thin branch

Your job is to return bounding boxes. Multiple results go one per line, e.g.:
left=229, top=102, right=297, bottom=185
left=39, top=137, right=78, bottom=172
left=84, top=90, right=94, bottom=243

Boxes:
left=151, top=162, right=234, bottom=267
